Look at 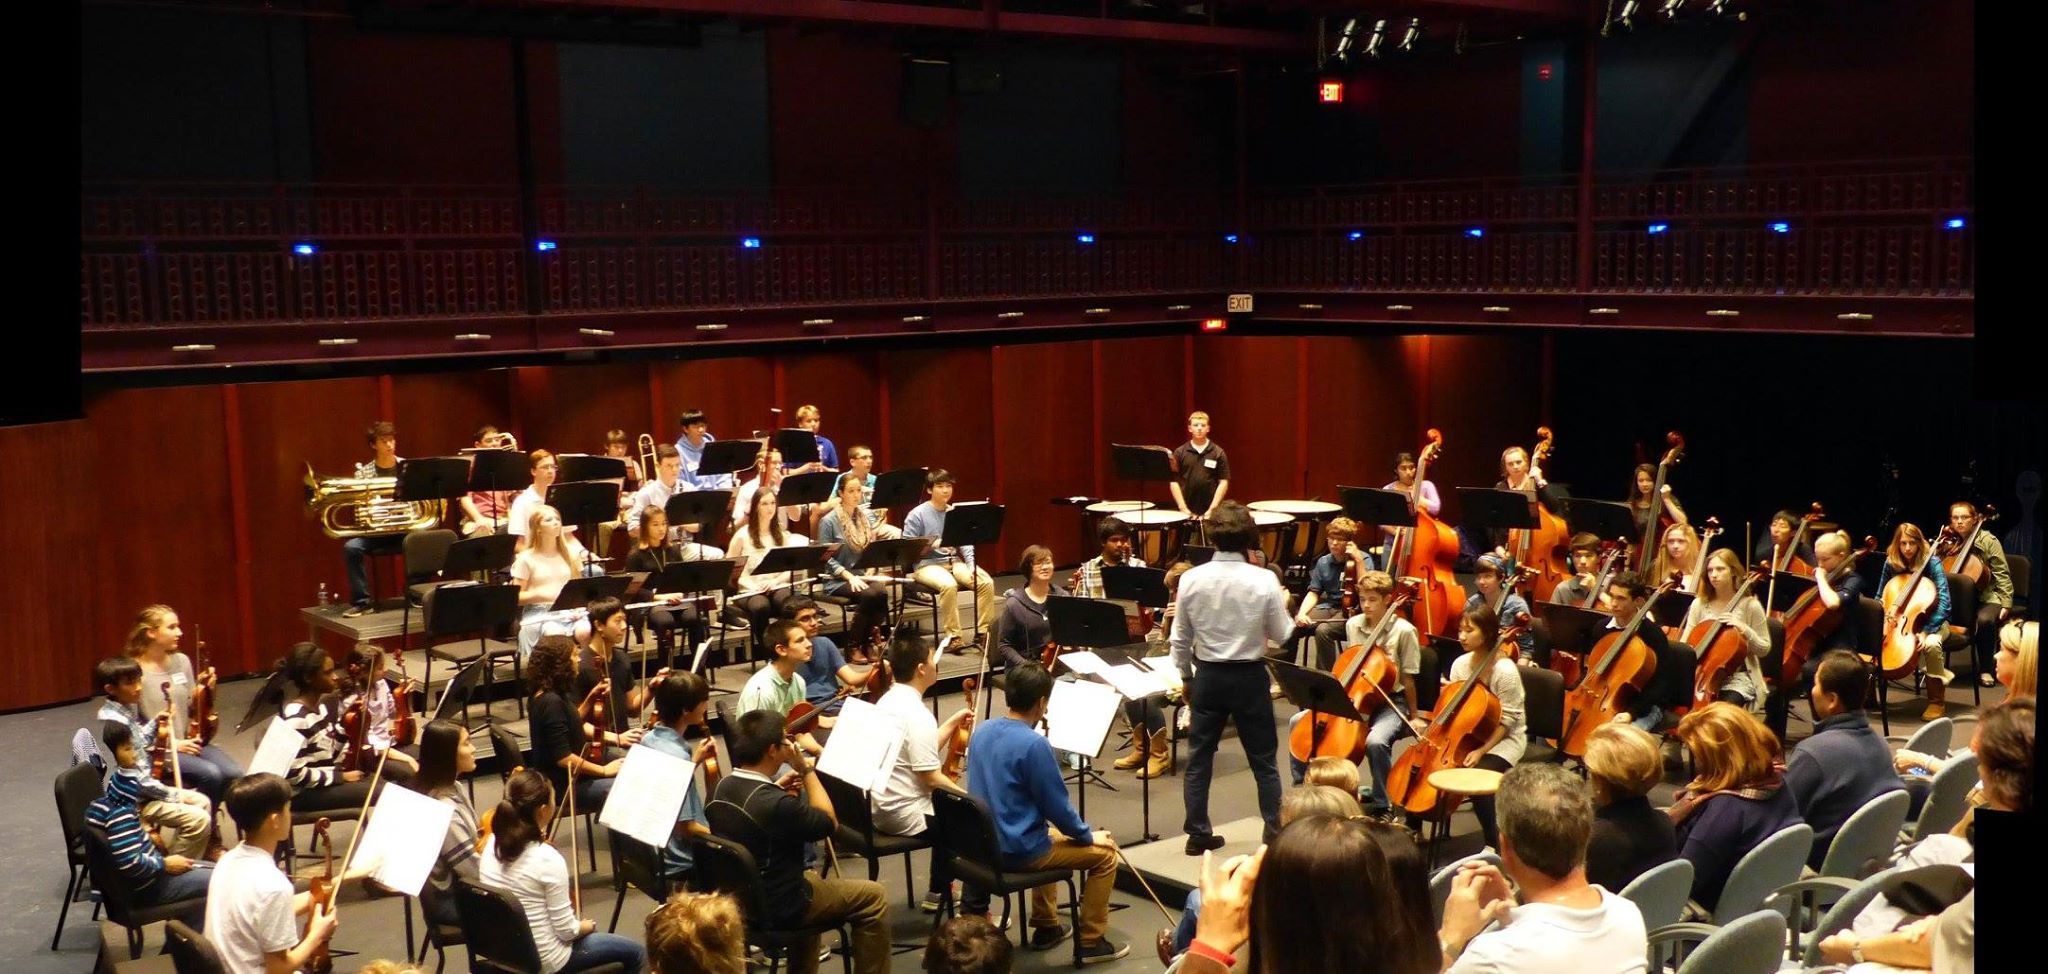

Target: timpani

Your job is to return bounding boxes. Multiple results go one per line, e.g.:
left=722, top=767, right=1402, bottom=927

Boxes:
left=1082, top=500, right=1155, bottom=563
left=1247, top=499, right=1344, bottom=567
left=1249, top=510, right=1296, bottom=567
left=1119, top=509, right=1190, bottom=567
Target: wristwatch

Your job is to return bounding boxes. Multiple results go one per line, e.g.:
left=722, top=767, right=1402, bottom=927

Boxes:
left=1850, top=944, right=1867, bottom=964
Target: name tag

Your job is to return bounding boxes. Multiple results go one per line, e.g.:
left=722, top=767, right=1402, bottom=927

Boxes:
left=169, top=673, right=189, bottom=688
left=1203, top=459, right=1218, bottom=469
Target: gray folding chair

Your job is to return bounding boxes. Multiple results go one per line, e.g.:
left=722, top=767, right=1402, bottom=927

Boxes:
left=1817, top=790, right=1910, bottom=879
left=1429, top=850, right=1502, bottom=924
left=1907, top=753, right=1978, bottom=843
left=1774, top=865, right=1900, bottom=968
left=1890, top=716, right=1952, bottom=758
left=1646, top=908, right=1788, bottom=974
left=1699, top=824, right=1813, bottom=924
left=1617, top=858, right=1694, bottom=930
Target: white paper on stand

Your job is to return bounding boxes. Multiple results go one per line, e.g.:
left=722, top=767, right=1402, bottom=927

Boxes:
left=355, top=783, right=455, bottom=896
left=248, top=718, right=306, bottom=778
left=816, top=697, right=904, bottom=794
left=1136, top=657, right=1185, bottom=691
left=599, top=744, right=696, bottom=849
left=1056, top=650, right=1109, bottom=676
left=1099, top=663, right=1174, bottom=701
left=1040, top=678, right=1122, bottom=759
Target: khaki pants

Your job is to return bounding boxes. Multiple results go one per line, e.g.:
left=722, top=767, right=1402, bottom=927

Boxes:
left=795, top=871, right=889, bottom=974
left=1022, top=830, right=1118, bottom=946
left=914, top=563, right=995, bottom=644
left=141, top=796, right=212, bottom=859
left=1919, top=632, right=1953, bottom=684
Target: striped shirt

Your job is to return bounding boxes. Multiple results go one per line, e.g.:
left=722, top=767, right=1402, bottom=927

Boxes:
left=279, top=700, right=348, bottom=790
left=1073, top=553, right=1148, bottom=600
left=96, top=700, right=173, bottom=802
left=86, top=770, right=165, bottom=892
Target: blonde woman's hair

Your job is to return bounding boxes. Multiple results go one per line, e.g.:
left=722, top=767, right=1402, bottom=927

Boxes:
left=1279, top=784, right=1363, bottom=827
left=2000, top=619, right=2038, bottom=700
left=1584, top=722, right=1663, bottom=804
left=1305, top=756, right=1361, bottom=796
left=1651, top=522, right=1701, bottom=585
left=646, top=891, right=746, bottom=974
left=1814, top=529, right=1851, bottom=560
left=1675, top=702, right=1782, bottom=794
left=525, top=504, right=584, bottom=563
left=124, top=604, right=176, bottom=657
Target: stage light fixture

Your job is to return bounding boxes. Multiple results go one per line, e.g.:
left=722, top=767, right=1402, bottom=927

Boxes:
left=536, top=240, right=558, bottom=252
left=1613, top=0, right=1641, bottom=30
left=1647, top=223, right=1669, bottom=234
left=1348, top=231, right=1365, bottom=241
left=1768, top=222, right=1790, bottom=234
left=1399, top=18, right=1421, bottom=52
left=1466, top=227, right=1485, bottom=238
left=1330, top=17, right=1361, bottom=61
left=293, top=243, right=317, bottom=256
left=741, top=237, right=762, bottom=249
left=1076, top=233, right=1096, bottom=244
left=1660, top=0, right=1684, bottom=19
left=1363, top=19, right=1388, bottom=59
left=1945, top=217, right=1966, bottom=230
left=1224, top=234, right=1239, bottom=244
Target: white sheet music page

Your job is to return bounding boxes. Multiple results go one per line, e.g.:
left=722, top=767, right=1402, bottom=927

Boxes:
left=248, top=718, right=305, bottom=778
left=1040, top=678, right=1121, bottom=759
left=355, top=782, right=455, bottom=896
left=599, top=743, right=696, bottom=848
left=815, top=697, right=904, bottom=794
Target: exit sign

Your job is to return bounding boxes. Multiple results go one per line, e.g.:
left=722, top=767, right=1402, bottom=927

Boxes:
left=1319, top=80, right=1345, bottom=104
left=1537, top=63, right=1554, bottom=81
left=1226, top=293, right=1254, bottom=313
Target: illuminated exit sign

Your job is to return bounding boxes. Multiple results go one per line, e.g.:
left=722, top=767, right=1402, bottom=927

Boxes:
left=1319, top=80, right=1345, bottom=103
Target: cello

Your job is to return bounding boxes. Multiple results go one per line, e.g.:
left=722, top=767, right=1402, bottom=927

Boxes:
left=1689, top=563, right=1769, bottom=710
left=1393, top=430, right=1466, bottom=639
left=1635, top=433, right=1686, bottom=572
left=1935, top=505, right=1998, bottom=587
left=1558, top=575, right=1679, bottom=758
left=1777, top=535, right=1878, bottom=686
left=1288, top=579, right=1419, bottom=765
left=1509, top=428, right=1571, bottom=602
left=1384, top=613, right=1531, bottom=817
left=1879, top=527, right=1943, bottom=680
left=1765, top=503, right=1825, bottom=616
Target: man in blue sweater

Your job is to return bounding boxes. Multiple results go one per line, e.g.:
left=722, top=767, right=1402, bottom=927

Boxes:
left=965, top=663, right=1130, bottom=963
left=1786, top=651, right=1905, bottom=868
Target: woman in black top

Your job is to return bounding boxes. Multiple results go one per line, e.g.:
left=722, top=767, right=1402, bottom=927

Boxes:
left=1582, top=722, right=1678, bottom=892
left=624, top=509, right=712, bottom=666
left=995, top=545, right=1067, bottom=670
left=1626, top=463, right=1688, bottom=542
left=277, top=641, right=388, bottom=813
left=528, top=634, right=621, bottom=814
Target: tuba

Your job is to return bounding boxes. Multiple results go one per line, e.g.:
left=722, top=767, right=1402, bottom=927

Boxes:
left=304, top=462, right=446, bottom=538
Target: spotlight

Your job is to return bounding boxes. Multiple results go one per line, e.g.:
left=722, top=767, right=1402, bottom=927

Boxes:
left=1944, top=217, right=1967, bottom=230
left=1466, top=227, right=1485, bottom=238
left=1659, top=0, right=1684, bottom=18
left=535, top=240, right=558, bottom=252
left=741, top=237, right=762, bottom=249
left=1076, top=233, right=1096, bottom=244
left=1647, top=223, right=1669, bottom=234
left=1348, top=231, right=1364, bottom=241
left=1614, top=0, right=1640, bottom=29
left=292, top=243, right=317, bottom=256
left=1330, top=17, right=1361, bottom=61
left=1363, top=19, right=1388, bottom=59
left=1399, top=18, right=1422, bottom=52
left=1768, top=222, right=1790, bottom=234
left=1224, top=234, right=1239, bottom=244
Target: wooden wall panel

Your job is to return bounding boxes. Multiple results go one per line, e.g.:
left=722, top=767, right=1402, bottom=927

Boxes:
left=509, top=363, right=653, bottom=458
left=1421, top=334, right=1545, bottom=529
left=2, top=416, right=100, bottom=708
left=1302, top=336, right=1421, bottom=499
left=1191, top=336, right=1303, bottom=503
left=779, top=350, right=884, bottom=467
left=1096, top=335, right=1189, bottom=504
left=652, top=356, right=778, bottom=446
left=882, top=346, right=995, bottom=540
left=991, top=342, right=1096, bottom=567
left=237, top=378, right=381, bottom=667
left=392, top=369, right=512, bottom=454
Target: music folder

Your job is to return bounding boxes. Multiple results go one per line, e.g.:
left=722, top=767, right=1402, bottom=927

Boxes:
left=549, top=574, right=634, bottom=613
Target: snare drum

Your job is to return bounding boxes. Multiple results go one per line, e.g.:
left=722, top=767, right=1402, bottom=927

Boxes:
left=1120, top=509, right=1190, bottom=566
left=1250, top=510, right=1296, bottom=567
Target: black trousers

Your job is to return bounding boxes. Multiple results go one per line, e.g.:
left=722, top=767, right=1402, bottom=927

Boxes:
left=1972, top=602, right=2005, bottom=675
left=1182, top=661, right=1283, bottom=837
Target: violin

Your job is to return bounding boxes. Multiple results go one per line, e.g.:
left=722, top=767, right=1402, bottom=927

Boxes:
left=1384, top=614, right=1531, bottom=816
left=1558, top=575, right=1680, bottom=758
left=1636, top=433, right=1686, bottom=572
left=338, top=694, right=374, bottom=773
left=1776, top=536, right=1878, bottom=686
left=1766, top=503, right=1825, bottom=615
left=1395, top=430, right=1466, bottom=639
left=582, top=682, right=611, bottom=764
left=1689, top=565, right=1769, bottom=710
left=1289, top=580, right=1418, bottom=765
left=784, top=681, right=864, bottom=739
left=1879, top=529, right=1943, bottom=680
left=306, top=816, right=336, bottom=974
left=1936, top=506, right=1998, bottom=587
left=942, top=676, right=978, bottom=780
left=388, top=652, right=418, bottom=748
left=189, top=626, right=220, bottom=746
left=150, top=682, right=183, bottom=788
left=694, top=715, right=722, bottom=792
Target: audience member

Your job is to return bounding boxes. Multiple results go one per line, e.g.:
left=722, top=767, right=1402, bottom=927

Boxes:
left=1581, top=722, right=1677, bottom=892
left=1668, top=703, right=1801, bottom=911
left=645, top=891, right=746, bottom=974
left=1785, top=650, right=1904, bottom=868
left=924, top=915, right=1014, bottom=974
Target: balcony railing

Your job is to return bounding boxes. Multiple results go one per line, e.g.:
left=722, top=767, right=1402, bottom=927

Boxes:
left=79, top=159, right=1971, bottom=331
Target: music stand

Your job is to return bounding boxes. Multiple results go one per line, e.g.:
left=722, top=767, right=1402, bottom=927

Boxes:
left=1650, top=591, right=1695, bottom=631
left=662, top=489, right=731, bottom=546
left=941, top=503, right=1006, bottom=646
left=422, top=582, right=521, bottom=720
left=1101, top=565, right=1169, bottom=610
left=549, top=574, right=634, bottom=614
left=1763, top=572, right=1816, bottom=613
left=870, top=468, right=929, bottom=516
left=467, top=449, right=531, bottom=535
left=443, top=534, right=517, bottom=580
left=772, top=428, right=820, bottom=469
left=1565, top=498, right=1638, bottom=545
left=1532, top=601, right=1611, bottom=660
left=849, top=538, right=932, bottom=634
left=395, top=457, right=472, bottom=504
left=1044, top=596, right=1138, bottom=815
left=698, top=440, right=760, bottom=482
left=1267, top=660, right=1366, bottom=763
left=1110, top=443, right=1177, bottom=510
left=777, top=471, right=838, bottom=509
left=1460, top=487, right=1539, bottom=560
left=547, top=481, right=622, bottom=573
left=751, top=544, right=839, bottom=592
left=556, top=454, right=628, bottom=485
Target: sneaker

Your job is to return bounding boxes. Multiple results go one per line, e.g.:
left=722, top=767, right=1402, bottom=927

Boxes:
left=919, top=887, right=949, bottom=914
left=1185, top=833, right=1226, bottom=856
left=342, top=603, right=370, bottom=618
left=1079, top=940, right=1132, bottom=964
left=1030, top=924, right=1072, bottom=950
left=1980, top=671, right=1998, bottom=688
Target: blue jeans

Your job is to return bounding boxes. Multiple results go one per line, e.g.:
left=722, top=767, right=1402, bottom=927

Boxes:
left=1361, top=705, right=1406, bottom=813
left=344, top=535, right=405, bottom=607
left=520, top=605, right=576, bottom=660
left=179, top=745, right=246, bottom=804
left=1171, top=888, right=1202, bottom=956
left=562, top=932, right=644, bottom=974
left=139, top=863, right=214, bottom=913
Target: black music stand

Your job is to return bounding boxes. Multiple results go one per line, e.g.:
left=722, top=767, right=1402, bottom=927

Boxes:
left=549, top=574, right=634, bottom=614
left=1763, top=572, right=1816, bottom=613
left=443, top=533, right=517, bottom=580
left=1565, top=498, right=1638, bottom=545
left=422, top=582, right=521, bottom=720
left=1267, top=660, right=1365, bottom=767
left=751, top=544, right=839, bottom=589
left=1532, top=601, right=1611, bottom=660
left=940, top=503, right=1006, bottom=646
left=778, top=471, right=838, bottom=509
left=850, top=538, right=932, bottom=634
left=556, top=454, right=628, bottom=485
left=1101, top=565, right=1170, bottom=610
left=1045, top=597, right=1138, bottom=818
left=1110, top=442, right=1177, bottom=506
left=1650, top=590, right=1696, bottom=631
left=663, top=489, right=732, bottom=547
left=547, top=481, right=622, bottom=574
left=772, top=428, right=821, bottom=469
left=649, top=559, right=738, bottom=599
left=395, top=457, right=472, bottom=505
left=699, top=439, right=761, bottom=483
left=1340, top=486, right=1416, bottom=571
left=1459, top=487, right=1539, bottom=562
left=870, top=468, right=929, bottom=516
left=466, top=449, right=531, bottom=535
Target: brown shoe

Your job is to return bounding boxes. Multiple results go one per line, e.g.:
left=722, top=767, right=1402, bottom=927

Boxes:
left=1139, top=729, right=1174, bottom=779
left=1921, top=680, right=1946, bottom=721
left=1113, top=734, right=1148, bottom=770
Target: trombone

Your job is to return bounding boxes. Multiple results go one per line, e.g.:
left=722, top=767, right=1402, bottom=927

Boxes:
left=637, top=432, right=658, bottom=477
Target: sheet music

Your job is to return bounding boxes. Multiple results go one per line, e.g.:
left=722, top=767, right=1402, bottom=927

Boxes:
left=1040, top=679, right=1122, bottom=759
left=1057, top=650, right=1110, bottom=675
left=248, top=718, right=305, bottom=778
left=598, top=744, right=696, bottom=849
left=931, top=636, right=953, bottom=669
left=1136, top=656, right=1185, bottom=691
left=1099, top=663, right=1175, bottom=700
left=355, top=783, right=455, bottom=896
left=816, top=697, right=904, bottom=794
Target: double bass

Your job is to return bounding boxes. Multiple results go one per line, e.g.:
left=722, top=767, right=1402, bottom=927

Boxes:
left=1288, top=579, right=1419, bottom=765
left=1558, top=575, right=1680, bottom=758
left=1390, top=430, right=1466, bottom=638
left=1690, top=565, right=1769, bottom=710
left=1765, top=503, right=1825, bottom=615
left=1635, top=433, right=1686, bottom=573
left=1508, top=428, right=1571, bottom=602
left=1935, top=506, right=1998, bottom=587
left=1776, top=536, right=1879, bottom=686
left=1384, top=613, right=1531, bottom=816
left=1879, top=531, right=1943, bottom=680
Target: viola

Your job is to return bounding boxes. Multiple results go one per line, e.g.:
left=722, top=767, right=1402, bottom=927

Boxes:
left=1690, top=566, right=1769, bottom=710
left=150, top=683, right=183, bottom=788
left=1558, top=575, right=1680, bottom=758
left=388, top=652, right=418, bottom=748
left=1879, top=536, right=1943, bottom=679
left=1384, top=614, right=1530, bottom=816
left=1289, top=580, right=1418, bottom=765
left=1636, top=433, right=1686, bottom=572
left=190, top=626, right=220, bottom=746
left=694, top=717, right=723, bottom=792
left=1394, top=429, right=1466, bottom=639
left=785, top=681, right=864, bottom=739
left=306, top=816, right=336, bottom=974
left=1935, top=506, right=1998, bottom=587
left=582, top=683, right=611, bottom=763
left=1508, top=427, right=1572, bottom=602
left=338, top=695, right=374, bottom=773
left=1776, top=536, right=1879, bottom=686
left=1765, top=503, right=1826, bottom=616
left=942, top=676, right=978, bottom=780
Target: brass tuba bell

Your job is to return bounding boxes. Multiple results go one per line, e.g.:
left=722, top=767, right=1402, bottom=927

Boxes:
left=303, top=461, right=447, bottom=539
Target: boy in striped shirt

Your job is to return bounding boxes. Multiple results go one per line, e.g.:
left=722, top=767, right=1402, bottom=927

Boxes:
left=84, top=722, right=215, bottom=908
left=95, top=656, right=214, bottom=857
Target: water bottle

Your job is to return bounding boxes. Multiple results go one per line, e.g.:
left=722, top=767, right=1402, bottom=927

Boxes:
left=318, top=582, right=330, bottom=610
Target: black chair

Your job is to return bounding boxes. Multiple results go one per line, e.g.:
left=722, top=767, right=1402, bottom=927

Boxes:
left=165, top=919, right=224, bottom=974
left=1943, top=573, right=1983, bottom=704
left=1849, top=596, right=1891, bottom=735
left=425, top=584, right=526, bottom=720
left=52, top=761, right=106, bottom=949
left=929, top=789, right=1084, bottom=968
left=401, top=528, right=460, bottom=655
left=488, top=723, right=527, bottom=778
left=82, top=823, right=209, bottom=960
left=2008, top=554, right=2032, bottom=615
left=819, top=770, right=932, bottom=908
left=455, top=879, right=628, bottom=974
left=1519, top=665, right=1566, bottom=763
left=410, top=890, right=466, bottom=974
left=606, top=830, right=674, bottom=933
left=691, top=833, right=854, bottom=974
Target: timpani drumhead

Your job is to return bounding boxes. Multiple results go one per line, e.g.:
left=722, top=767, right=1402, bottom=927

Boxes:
left=1085, top=500, right=1156, bottom=515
